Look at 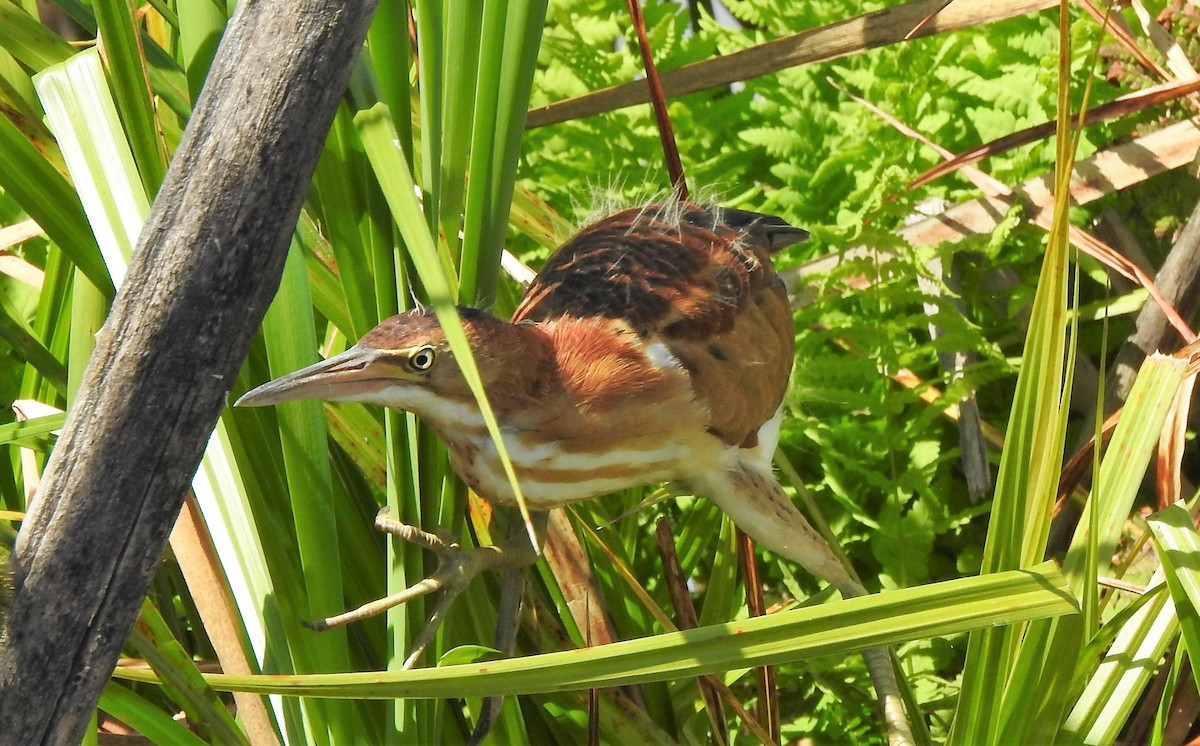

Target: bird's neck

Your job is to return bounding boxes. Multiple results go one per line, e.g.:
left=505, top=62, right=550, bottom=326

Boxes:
left=509, top=317, right=705, bottom=440
left=434, top=316, right=669, bottom=433
left=431, top=316, right=717, bottom=506
left=416, top=314, right=704, bottom=444
left=478, top=321, right=560, bottom=409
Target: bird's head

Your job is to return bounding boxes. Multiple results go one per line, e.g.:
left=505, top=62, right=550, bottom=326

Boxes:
left=236, top=307, right=549, bottom=421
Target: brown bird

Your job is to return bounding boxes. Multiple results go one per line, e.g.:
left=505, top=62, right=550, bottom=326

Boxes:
left=237, top=201, right=912, bottom=744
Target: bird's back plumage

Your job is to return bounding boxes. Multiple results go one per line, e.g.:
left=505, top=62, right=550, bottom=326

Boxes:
left=514, top=202, right=801, bottom=449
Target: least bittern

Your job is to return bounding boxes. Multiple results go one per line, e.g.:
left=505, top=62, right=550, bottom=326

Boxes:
left=238, top=201, right=912, bottom=743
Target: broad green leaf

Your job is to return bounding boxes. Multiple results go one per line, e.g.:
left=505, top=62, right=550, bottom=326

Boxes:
left=94, top=0, right=167, bottom=192
left=36, top=49, right=149, bottom=286
left=129, top=598, right=249, bottom=745
left=1147, top=502, right=1200, bottom=693
left=98, top=683, right=208, bottom=746
left=1062, top=567, right=1178, bottom=743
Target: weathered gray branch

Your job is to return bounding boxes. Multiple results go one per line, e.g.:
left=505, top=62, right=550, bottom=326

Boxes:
left=0, top=0, right=378, bottom=740
left=1108, top=198, right=1200, bottom=403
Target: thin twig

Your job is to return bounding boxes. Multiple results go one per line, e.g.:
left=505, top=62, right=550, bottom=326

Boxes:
left=624, top=0, right=688, bottom=199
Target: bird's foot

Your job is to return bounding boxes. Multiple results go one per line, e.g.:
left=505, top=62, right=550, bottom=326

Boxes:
left=303, top=508, right=540, bottom=670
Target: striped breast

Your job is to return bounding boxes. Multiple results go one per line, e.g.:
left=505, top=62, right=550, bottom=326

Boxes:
left=438, top=316, right=725, bottom=508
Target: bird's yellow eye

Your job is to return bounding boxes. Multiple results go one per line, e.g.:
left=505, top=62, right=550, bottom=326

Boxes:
left=409, top=346, right=436, bottom=371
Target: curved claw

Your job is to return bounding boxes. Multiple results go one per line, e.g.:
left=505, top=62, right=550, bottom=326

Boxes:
left=303, top=574, right=447, bottom=632
left=374, top=509, right=460, bottom=554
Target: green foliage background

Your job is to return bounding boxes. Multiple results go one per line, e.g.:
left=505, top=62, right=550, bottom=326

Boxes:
left=1, top=0, right=1199, bottom=743
left=511, top=1, right=1198, bottom=739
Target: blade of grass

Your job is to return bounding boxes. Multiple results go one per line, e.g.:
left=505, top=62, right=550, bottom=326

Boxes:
left=0, top=413, right=65, bottom=446
left=998, top=326, right=1185, bottom=743
left=1062, top=566, right=1179, bottom=742
left=0, top=3, right=75, bottom=70
left=258, top=240, right=359, bottom=744
left=309, top=107, right=381, bottom=340
left=0, top=293, right=67, bottom=391
left=949, top=3, right=1077, bottom=741
left=176, top=0, right=227, bottom=99
left=1147, top=502, right=1200, bottom=684
left=98, top=682, right=209, bottom=746
left=1063, top=354, right=1192, bottom=591
left=364, top=0, right=412, bottom=168
left=1150, top=644, right=1186, bottom=746
left=116, top=562, right=1078, bottom=698
left=413, top=0, right=442, bottom=233
left=22, top=227, right=75, bottom=407
left=359, top=99, right=527, bottom=742
left=37, top=0, right=193, bottom=120
left=356, top=103, right=536, bottom=552
left=35, top=49, right=149, bottom=286
left=435, top=0, right=482, bottom=266
left=129, top=598, right=249, bottom=745
left=0, top=99, right=112, bottom=295
left=0, top=45, right=43, bottom=119
left=295, top=212, right=355, bottom=336
left=94, top=0, right=167, bottom=192
left=459, top=0, right=548, bottom=307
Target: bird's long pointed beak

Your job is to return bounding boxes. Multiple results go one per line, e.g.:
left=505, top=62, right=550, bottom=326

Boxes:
left=235, top=345, right=407, bottom=407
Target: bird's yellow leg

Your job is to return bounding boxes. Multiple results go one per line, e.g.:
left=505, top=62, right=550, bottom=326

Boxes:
left=304, top=508, right=545, bottom=672
left=695, top=461, right=914, bottom=746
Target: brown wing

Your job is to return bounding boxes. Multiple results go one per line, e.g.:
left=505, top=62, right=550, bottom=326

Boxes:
left=513, top=202, right=804, bottom=448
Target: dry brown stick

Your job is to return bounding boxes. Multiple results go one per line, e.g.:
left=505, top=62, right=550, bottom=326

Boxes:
left=782, top=121, right=1200, bottom=295
left=1108, top=199, right=1200, bottom=402
left=526, top=0, right=1057, bottom=129
left=170, top=496, right=279, bottom=746
left=737, top=529, right=780, bottom=744
left=909, top=77, right=1200, bottom=190
left=0, top=0, right=378, bottom=740
left=624, top=0, right=687, bottom=199
left=904, top=0, right=956, bottom=40
left=655, top=517, right=728, bottom=744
